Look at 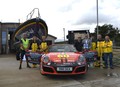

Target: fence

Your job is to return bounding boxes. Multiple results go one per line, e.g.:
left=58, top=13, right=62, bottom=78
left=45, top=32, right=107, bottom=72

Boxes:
left=113, top=47, right=120, bottom=67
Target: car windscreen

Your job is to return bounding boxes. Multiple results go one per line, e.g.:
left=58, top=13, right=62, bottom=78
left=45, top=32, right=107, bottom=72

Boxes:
left=49, top=45, right=77, bottom=52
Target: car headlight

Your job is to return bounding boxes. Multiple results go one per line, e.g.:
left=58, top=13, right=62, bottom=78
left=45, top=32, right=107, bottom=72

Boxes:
left=77, top=55, right=86, bottom=65
left=43, top=56, right=50, bottom=64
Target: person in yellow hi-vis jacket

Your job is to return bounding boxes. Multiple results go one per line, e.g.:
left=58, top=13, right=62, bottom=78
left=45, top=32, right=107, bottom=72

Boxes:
left=91, top=42, right=96, bottom=51
left=103, top=36, right=113, bottom=69
left=95, top=34, right=104, bottom=67
left=40, top=36, right=48, bottom=53
left=30, top=36, right=40, bottom=52
left=90, top=35, right=96, bottom=51
left=19, top=33, right=31, bottom=69
left=30, top=35, right=41, bottom=68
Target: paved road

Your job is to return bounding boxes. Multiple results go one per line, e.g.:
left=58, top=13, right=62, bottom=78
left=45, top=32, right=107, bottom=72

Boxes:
left=0, top=54, right=120, bottom=87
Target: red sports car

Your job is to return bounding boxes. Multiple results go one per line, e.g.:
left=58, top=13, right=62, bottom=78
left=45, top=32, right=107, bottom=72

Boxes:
left=40, top=44, right=88, bottom=75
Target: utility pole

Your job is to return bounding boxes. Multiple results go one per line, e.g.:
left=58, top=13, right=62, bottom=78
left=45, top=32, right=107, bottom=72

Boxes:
left=63, top=28, right=65, bottom=42
left=18, top=19, right=20, bottom=23
left=96, top=0, right=103, bottom=69
left=96, top=0, right=99, bottom=36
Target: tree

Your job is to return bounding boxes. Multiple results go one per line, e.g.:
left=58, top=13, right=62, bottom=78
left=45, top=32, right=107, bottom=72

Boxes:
left=94, top=24, right=120, bottom=46
left=94, top=24, right=120, bottom=40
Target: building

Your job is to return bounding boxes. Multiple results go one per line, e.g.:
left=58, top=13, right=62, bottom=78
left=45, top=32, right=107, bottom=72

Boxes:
left=0, top=22, right=57, bottom=54
left=67, top=30, right=90, bottom=44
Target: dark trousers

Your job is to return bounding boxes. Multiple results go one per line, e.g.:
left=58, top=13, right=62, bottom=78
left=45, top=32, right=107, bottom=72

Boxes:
left=104, top=52, right=113, bottom=68
left=19, top=50, right=30, bottom=68
left=16, top=50, right=20, bottom=60
left=21, top=50, right=27, bottom=59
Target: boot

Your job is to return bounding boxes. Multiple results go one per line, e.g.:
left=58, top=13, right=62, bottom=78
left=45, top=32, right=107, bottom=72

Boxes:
left=27, top=64, right=31, bottom=68
left=19, top=65, right=22, bottom=69
left=32, top=64, right=37, bottom=68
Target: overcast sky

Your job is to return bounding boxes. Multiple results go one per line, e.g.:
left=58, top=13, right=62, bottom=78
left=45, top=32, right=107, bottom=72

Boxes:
left=0, top=0, right=120, bottom=40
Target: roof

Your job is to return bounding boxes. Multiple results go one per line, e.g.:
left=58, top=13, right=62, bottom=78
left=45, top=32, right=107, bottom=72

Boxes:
left=48, top=34, right=57, bottom=39
left=68, top=30, right=89, bottom=33
left=0, top=22, right=20, bottom=25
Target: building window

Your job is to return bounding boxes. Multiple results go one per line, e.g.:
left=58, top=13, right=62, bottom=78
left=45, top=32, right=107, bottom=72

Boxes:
left=2, top=32, right=6, bottom=45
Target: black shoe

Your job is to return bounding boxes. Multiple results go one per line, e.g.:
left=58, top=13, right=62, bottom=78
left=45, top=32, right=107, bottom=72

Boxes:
left=110, top=67, right=114, bottom=69
left=27, top=65, right=31, bottom=68
left=104, top=67, right=108, bottom=69
left=19, top=66, right=22, bottom=70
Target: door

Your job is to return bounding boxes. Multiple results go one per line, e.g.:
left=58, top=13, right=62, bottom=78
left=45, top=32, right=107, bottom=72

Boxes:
left=2, top=31, right=7, bottom=54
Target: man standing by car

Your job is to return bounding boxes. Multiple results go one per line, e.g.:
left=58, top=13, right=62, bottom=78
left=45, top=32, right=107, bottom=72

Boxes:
left=82, top=35, right=92, bottom=50
left=90, top=35, right=96, bottom=51
left=103, top=35, right=113, bottom=69
left=30, top=35, right=41, bottom=52
left=40, top=36, right=48, bottom=53
left=74, top=37, right=83, bottom=52
left=95, top=34, right=104, bottom=67
left=30, top=35, right=41, bottom=68
left=19, top=33, right=31, bottom=69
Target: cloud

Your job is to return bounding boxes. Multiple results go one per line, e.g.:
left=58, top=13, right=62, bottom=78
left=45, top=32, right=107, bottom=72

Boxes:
left=51, top=0, right=120, bottom=35
left=57, top=0, right=120, bottom=28
left=58, top=0, right=80, bottom=12
left=0, top=0, right=120, bottom=39
left=74, top=9, right=115, bottom=25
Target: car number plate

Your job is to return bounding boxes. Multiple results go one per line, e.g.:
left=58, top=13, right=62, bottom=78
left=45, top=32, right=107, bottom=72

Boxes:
left=57, top=67, right=73, bottom=71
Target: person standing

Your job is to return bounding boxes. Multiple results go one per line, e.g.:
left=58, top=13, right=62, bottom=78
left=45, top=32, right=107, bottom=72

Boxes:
left=82, top=35, right=92, bottom=50
left=95, top=34, right=104, bottom=67
left=19, top=33, right=31, bottom=69
left=30, top=35, right=41, bottom=68
left=103, top=36, right=113, bottom=69
left=40, top=36, right=48, bottom=53
left=90, top=35, right=96, bottom=51
left=30, top=35, right=41, bottom=52
left=74, top=37, right=83, bottom=52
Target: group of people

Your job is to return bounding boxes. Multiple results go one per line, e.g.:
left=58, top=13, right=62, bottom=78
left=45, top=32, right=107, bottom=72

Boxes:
left=18, top=33, right=113, bottom=70
left=19, top=33, right=48, bottom=69
left=74, top=35, right=93, bottom=52
left=74, top=34, right=113, bottom=69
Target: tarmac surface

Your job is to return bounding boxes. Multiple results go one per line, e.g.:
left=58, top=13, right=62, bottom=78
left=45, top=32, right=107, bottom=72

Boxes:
left=0, top=54, right=120, bottom=87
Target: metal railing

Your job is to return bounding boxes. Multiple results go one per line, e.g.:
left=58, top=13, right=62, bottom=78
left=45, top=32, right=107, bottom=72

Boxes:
left=26, top=8, right=41, bottom=20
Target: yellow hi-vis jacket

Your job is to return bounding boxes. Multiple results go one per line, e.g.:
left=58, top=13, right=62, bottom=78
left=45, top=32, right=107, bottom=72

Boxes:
left=40, top=42, right=48, bottom=53
left=31, top=43, right=38, bottom=52
left=20, top=38, right=29, bottom=50
left=96, top=41, right=104, bottom=57
left=91, top=42, right=96, bottom=51
left=103, top=40, right=113, bottom=53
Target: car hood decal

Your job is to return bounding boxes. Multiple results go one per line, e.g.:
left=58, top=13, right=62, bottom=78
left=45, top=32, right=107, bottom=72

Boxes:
left=46, top=52, right=80, bottom=62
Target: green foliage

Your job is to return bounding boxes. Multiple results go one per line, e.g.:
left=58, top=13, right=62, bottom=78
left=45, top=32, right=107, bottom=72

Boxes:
left=94, top=24, right=120, bottom=46
left=94, top=24, right=119, bottom=39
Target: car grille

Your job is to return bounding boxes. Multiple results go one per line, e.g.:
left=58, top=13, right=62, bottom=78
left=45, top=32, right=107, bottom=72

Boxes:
left=43, top=66, right=54, bottom=73
left=56, top=71, right=73, bottom=73
left=75, top=66, right=86, bottom=73
left=52, top=62, right=77, bottom=66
